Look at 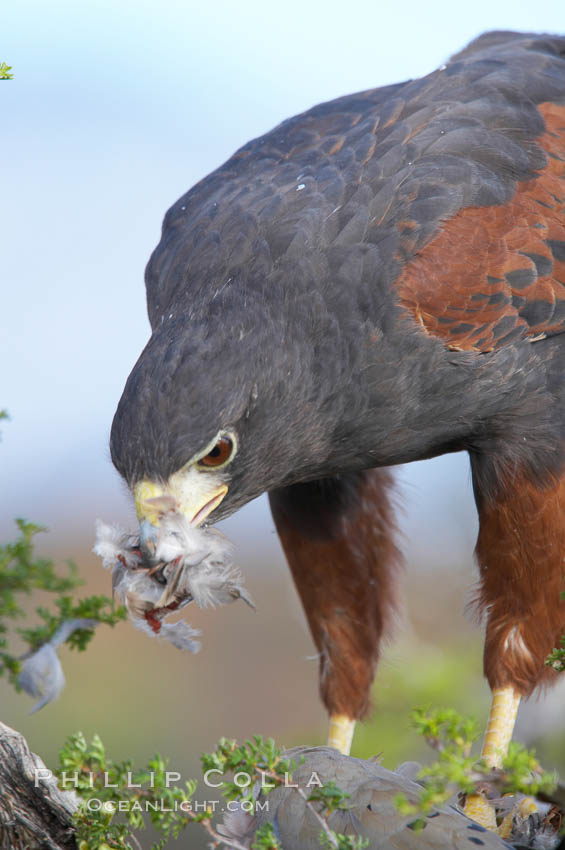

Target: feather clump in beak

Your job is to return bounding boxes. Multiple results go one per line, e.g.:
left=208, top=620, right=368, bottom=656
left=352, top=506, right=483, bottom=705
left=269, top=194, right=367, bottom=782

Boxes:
left=93, top=513, right=253, bottom=653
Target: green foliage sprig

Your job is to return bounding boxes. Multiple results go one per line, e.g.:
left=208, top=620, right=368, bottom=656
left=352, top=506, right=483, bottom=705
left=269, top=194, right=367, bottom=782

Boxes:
left=0, top=63, right=13, bottom=80
left=394, top=706, right=557, bottom=827
left=0, top=518, right=125, bottom=689
left=546, top=639, right=565, bottom=672
left=57, top=732, right=197, bottom=850
left=546, top=634, right=565, bottom=673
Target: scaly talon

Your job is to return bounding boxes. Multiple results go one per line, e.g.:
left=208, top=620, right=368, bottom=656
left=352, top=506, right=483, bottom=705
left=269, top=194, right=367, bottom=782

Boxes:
left=517, top=796, right=538, bottom=818
left=497, top=811, right=514, bottom=839
left=464, top=793, right=498, bottom=830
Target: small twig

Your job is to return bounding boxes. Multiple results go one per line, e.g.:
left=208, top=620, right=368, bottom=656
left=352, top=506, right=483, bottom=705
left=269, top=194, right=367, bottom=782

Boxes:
left=294, top=784, right=339, bottom=849
left=128, top=832, right=143, bottom=850
left=424, top=735, right=444, bottom=754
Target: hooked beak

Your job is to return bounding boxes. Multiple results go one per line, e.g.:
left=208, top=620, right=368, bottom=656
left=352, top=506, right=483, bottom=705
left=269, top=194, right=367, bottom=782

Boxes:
left=134, top=476, right=228, bottom=564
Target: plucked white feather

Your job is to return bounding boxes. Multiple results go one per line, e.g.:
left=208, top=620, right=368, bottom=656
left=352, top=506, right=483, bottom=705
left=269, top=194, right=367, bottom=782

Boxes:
left=18, top=644, right=65, bottom=713
left=18, top=618, right=99, bottom=712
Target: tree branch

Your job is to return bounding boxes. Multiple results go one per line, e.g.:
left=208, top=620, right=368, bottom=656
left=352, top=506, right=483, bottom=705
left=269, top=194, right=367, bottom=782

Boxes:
left=0, top=721, right=77, bottom=850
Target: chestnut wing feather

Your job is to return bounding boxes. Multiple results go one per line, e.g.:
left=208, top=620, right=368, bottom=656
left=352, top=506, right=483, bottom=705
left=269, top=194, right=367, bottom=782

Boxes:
left=396, top=102, right=565, bottom=352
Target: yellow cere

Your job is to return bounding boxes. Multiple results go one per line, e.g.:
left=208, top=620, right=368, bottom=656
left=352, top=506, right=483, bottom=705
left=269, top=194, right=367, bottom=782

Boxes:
left=134, top=480, right=167, bottom=524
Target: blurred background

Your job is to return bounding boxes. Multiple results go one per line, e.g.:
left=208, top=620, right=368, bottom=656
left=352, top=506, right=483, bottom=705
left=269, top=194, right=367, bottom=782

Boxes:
left=2, top=1, right=565, bottom=845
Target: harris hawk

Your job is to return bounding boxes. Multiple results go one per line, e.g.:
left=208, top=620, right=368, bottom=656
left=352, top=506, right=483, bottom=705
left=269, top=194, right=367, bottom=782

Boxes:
left=110, top=30, right=565, bottom=826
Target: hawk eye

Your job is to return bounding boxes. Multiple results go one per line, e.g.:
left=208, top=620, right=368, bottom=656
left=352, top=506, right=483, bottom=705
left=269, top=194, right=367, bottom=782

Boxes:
left=197, top=436, right=234, bottom=469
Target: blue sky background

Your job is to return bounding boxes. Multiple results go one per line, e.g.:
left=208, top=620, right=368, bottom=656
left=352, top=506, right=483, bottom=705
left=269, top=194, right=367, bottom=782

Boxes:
left=1, top=1, right=563, bottom=557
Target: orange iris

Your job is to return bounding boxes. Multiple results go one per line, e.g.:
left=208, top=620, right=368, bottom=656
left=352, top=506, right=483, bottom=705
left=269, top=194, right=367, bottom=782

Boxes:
left=197, top=436, right=234, bottom=468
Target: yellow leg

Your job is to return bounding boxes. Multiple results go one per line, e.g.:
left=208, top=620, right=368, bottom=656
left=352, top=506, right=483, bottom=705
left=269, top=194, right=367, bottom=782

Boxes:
left=464, top=686, right=521, bottom=829
left=481, top=687, right=521, bottom=768
left=327, top=714, right=355, bottom=755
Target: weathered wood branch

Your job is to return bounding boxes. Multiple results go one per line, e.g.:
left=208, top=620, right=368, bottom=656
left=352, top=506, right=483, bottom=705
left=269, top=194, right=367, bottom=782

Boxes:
left=0, top=721, right=77, bottom=850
